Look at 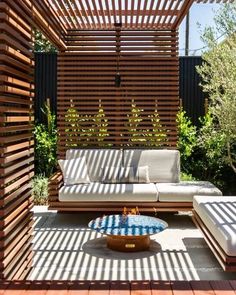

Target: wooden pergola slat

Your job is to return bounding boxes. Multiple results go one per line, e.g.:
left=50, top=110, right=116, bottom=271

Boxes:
left=46, top=0, right=232, bottom=31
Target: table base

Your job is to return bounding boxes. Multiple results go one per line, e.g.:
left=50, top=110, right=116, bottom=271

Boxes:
left=107, top=235, right=150, bottom=252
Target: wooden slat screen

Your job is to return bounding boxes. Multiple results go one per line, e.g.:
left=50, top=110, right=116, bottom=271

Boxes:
left=0, top=0, right=34, bottom=279
left=57, top=29, right=179, bottom=156
left=32, top=0, right=67, bottom=50
left=48, top=0, right=233, bottom=31
left=49, top=0, right=190, bottom=30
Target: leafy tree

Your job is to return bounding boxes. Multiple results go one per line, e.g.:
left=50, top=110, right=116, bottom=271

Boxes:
left=197, top=3, right=236, bottom=174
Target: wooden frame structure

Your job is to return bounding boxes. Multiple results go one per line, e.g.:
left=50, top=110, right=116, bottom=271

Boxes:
left=0, top=0, right=232, bottom=279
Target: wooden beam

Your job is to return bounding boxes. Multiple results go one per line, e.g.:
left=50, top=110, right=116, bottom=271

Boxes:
left=173, top=0, right=195, bottom=29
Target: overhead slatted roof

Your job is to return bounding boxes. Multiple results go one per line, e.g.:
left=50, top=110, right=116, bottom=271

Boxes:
left=47, top=0, right=234, bottom=31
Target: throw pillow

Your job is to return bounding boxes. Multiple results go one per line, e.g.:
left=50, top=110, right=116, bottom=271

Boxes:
left=58, top=157, right=90, bottom=185
left=135, top=166, right=150, bottom=183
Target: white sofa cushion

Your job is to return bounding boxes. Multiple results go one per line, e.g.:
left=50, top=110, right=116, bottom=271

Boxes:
left=193, top=195, right=236, bottom=256
left=66, top=149, right=122, bottom=182
left=58, top=157, right=90, bottom=185
left=156, top=181, right=222, bottom=202
left=101, top=166, right=120, bottom=183
left=101, top=166, right=150, bottom=183
left=123, top=149, right=180, bottom=183
left=59, top=183, right=158, bottom=202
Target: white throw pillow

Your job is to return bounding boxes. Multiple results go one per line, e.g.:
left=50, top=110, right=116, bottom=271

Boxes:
left=135, top=166, right=150, bottom=183
left=58, top=157, right=90, bottom=185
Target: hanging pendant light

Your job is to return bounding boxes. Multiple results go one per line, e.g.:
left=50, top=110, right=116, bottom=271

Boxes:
left=115, top=22, right=122, bottom=87
left=115, top=72, right=121, bottom=87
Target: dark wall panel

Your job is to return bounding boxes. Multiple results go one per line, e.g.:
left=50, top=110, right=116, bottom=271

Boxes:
left=34, top=53, right=57, bottom=123
left=179, top=56, right=205, bottom=126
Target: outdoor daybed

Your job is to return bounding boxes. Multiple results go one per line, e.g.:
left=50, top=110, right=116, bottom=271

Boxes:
left=193, top=195, right=236, bottom=271
left=48, top=149, right=222, bottom=212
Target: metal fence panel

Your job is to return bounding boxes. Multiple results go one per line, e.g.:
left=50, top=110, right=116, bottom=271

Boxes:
left=35, top=53, right=57, bottom=123
left=179, top=56, right=205, bottom=126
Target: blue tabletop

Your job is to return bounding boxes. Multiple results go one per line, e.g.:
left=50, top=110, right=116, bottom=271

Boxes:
left=88, top=214, right=168, bottom=236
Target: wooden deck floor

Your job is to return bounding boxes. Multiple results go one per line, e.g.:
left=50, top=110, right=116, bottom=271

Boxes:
left=0, top=280, right=236, bottom=294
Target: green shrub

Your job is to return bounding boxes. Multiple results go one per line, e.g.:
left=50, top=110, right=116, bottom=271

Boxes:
left=125, top=101, right=167, bottom=146
left=65, top=104, right=110, bottom=147
left=34, top=104, right=57, bottom=177
left=177, top=108, right=236, bottom=192
left=176, top=108, right=197, bottom=172
left=180, top=172, right=196, bottom=181
left=32, top=175, right=48, bottom=205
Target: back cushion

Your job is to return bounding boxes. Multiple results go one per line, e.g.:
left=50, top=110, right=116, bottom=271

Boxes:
left=123, top=149, right=180, bottom=183
left=66, top=149, right=122, bottom=182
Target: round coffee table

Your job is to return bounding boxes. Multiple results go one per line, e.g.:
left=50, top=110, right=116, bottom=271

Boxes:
left=88, top=214, right=168, bottom=252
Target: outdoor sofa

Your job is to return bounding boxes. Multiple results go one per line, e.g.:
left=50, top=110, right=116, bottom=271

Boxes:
left=48, top=149, right=222, bottom=212
left=193, top=195, right=236, bottom=271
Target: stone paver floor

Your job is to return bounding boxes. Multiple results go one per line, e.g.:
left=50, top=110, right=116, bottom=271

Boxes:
left=28, top=206, right=236, bottom=281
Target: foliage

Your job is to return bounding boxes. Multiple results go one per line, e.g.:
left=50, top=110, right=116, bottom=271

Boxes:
left=125, top=101, right=167, bottom=146
left=34, top=104, right=57, bottom=177
left=180, top=172, right=196, bottom=181
left=94, top=107, right=110, bottom=144
left=126, top=102, right=145, bottom=143
left=34, top=29, right=57, bottom=53
left=65, top=101, right=167, bottom=148
left=176, top=108, right=197, bottom=171
left=65, top=104, right=110, bottom=147
left=177, top=109, right=235, bottom=191
left=32, top=175, right=48, bottom=205
left=147, top=109, right=167, bottom=146
left=198, top=113, right=227, bottom=166
left=196, top=3, right=236, bottom=174
left=194, top=112, right=227, bottom=185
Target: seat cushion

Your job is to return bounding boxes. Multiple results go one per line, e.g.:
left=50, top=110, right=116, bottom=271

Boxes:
left=66, top=149, right=122, bottom=182
left=123, top=149, right=180, bottom=183
left=59, top=183, right=158, bottom=202
left=156, top=181, right=222, bottom=202
left=193, top=195, right=236, bottom=256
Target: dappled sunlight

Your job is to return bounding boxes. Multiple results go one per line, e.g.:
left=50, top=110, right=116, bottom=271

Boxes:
left=28, top=211, right=236, bottom=281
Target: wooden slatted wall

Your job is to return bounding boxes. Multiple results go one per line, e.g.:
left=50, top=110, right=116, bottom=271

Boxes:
left=58, top=30, right=179, bottom=156
left=0, top=0, right=34, bottom=279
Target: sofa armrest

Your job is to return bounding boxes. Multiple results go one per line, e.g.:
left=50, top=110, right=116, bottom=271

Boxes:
left=48, top=171, right=63, bottom=203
